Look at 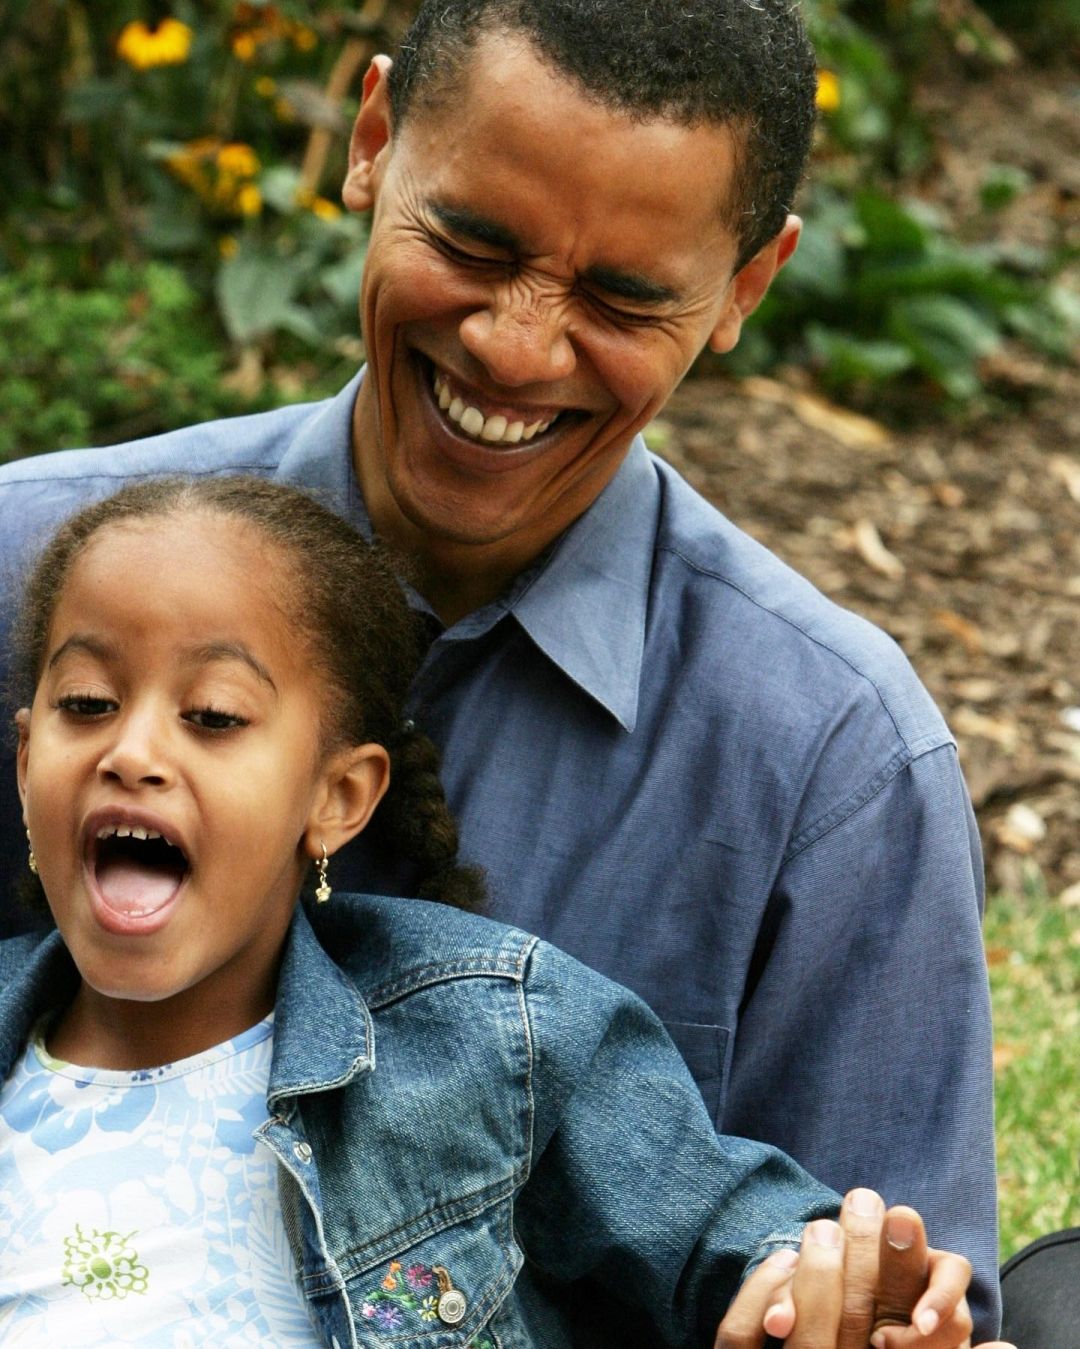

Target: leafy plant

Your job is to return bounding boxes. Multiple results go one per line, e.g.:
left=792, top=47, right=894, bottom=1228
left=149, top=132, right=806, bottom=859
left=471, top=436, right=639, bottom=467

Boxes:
left=729, top=187, right=1079, bottom=407
left=0, top=257, right=351, bottom=461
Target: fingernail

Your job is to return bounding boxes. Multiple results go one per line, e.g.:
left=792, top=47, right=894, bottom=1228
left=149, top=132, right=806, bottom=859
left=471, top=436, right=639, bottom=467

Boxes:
left=885, top=1211, right=918, bottom=1251
left=847, top=1187, right=884, bottom=1217
left=766, top=1247, right=800, bottom=1270
left=810, top=1220, right=842, bottom=1248
left=915, top=1308, right=940, bottom=1336
left=870, top=1335, right=886, bottom=1349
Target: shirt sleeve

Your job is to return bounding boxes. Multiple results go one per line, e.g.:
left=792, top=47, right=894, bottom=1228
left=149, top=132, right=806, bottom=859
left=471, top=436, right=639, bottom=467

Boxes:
left=514, top=939, right=840, bottom=1347
left=720, top=742, right=1000, bottom=1340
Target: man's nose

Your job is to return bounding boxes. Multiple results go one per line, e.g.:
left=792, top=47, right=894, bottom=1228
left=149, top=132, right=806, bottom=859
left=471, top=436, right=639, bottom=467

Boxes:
left=458, top=281, right=577, bottom=386
left=96, top=709, right=172, bottom=789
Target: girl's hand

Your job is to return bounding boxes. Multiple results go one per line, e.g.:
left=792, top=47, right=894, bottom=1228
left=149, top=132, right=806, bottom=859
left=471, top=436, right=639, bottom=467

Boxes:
left=714, top=1189, right=1013, bottom=1349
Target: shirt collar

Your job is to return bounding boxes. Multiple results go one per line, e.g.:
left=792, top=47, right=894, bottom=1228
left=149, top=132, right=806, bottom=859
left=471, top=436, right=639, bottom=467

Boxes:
left=274, top=368, right=367, bottom=526
left=507, top=439, right=658, bottom=733
left=276, top=370, right=659, bottom=733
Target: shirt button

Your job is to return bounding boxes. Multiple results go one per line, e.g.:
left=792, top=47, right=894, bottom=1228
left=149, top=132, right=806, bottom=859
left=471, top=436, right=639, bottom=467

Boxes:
left=437, top=1289, right=467, bottom=1325
left=293, top=1140, right=313, bottom=1164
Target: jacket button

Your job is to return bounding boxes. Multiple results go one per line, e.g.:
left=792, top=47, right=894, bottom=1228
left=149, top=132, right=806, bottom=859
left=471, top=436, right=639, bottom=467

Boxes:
left=437, top=1289, right=467, bottom=1325
left=293, top=1140, right=313, bottom=1163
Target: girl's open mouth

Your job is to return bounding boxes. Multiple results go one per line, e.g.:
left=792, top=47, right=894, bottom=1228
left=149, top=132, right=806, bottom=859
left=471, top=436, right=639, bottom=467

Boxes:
left=88, top=825, right=190, bottom=930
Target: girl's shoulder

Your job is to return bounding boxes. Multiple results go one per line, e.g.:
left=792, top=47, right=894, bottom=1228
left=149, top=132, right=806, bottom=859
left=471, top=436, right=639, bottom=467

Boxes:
left=307, top=892, right=540, bottom=1004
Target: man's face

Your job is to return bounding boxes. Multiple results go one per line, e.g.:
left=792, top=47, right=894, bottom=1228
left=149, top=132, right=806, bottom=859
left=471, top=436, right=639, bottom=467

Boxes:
left=345, top=34, right=794, bottom=571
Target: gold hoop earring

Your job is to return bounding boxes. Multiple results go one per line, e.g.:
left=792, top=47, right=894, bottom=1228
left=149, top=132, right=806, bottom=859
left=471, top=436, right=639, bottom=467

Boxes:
left=27, top=829, right=38, bottom=876
left=315, top=842, right=331, bottom=904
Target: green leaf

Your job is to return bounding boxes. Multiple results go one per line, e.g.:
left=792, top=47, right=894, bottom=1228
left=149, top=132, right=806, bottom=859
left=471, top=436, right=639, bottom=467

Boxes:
left=887, top=295, right=1001, bottom=398
left=806, top=324, right=914, bottom=386
left=216, top=247, right=302, bottom=344
left=855, top=193, right=931, bottom=257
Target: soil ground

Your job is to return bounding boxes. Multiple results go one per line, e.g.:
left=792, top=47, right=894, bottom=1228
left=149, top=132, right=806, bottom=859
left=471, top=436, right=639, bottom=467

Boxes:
left=658, top=60, right=1080, bottom=902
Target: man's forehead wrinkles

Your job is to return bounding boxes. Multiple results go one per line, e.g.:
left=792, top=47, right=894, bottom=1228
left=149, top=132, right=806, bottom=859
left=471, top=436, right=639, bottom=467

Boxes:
left=428, top=200, right=681, bottom=304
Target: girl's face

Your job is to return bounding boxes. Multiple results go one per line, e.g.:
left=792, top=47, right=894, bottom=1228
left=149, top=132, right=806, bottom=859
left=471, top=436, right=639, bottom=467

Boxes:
left=17, top=512, right=387, bottom=1065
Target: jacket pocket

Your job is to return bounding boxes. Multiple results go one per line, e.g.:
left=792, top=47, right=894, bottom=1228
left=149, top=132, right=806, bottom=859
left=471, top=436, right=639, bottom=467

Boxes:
left=660, top=1020, right=733, bottom=1129
left=343, top=1195, right=526, bottom=1349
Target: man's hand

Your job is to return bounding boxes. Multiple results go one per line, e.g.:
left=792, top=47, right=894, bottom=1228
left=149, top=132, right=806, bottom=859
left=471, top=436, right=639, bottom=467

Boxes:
left=714, top=1187, right=1016, bottom=1349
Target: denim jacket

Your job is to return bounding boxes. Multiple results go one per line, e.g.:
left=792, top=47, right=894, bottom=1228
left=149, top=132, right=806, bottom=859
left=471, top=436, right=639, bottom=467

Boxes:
left=0, top=895, right=839, bottom=1348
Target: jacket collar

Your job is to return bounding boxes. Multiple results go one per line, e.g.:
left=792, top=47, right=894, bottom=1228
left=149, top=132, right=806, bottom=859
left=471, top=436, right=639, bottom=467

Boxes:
left=0, top=912, right=373, bottom=1108
left=267, top=904, right=374, bottom=1109
left=275, top=370, right=660, bottom=733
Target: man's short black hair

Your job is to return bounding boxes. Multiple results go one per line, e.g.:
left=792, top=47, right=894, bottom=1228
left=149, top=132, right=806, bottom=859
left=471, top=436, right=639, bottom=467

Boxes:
left=387, top=0, right=817, bottom=268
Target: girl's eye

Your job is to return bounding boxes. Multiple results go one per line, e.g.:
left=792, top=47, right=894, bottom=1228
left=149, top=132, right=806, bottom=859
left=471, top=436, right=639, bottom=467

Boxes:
left=56, top=695, right=116, bottom=717
left=185, top=707, right=248, bottom=732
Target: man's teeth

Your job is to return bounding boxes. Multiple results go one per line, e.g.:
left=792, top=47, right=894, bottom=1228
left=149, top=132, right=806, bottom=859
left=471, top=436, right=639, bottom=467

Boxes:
left=433, top=372, right=554, bottom=444
left=97, top=825, right=163, bottom=841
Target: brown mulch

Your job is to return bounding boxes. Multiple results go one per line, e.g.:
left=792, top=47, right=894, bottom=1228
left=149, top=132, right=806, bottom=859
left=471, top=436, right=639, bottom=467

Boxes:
left=658, top=62, right=1080, bottom=902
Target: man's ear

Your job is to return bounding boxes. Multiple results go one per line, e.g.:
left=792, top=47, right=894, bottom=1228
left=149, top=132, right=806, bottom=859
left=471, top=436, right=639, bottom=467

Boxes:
left=707, top=214, right=802, bottom=355
left=15, top=708, right=30, bottom=820
left=304, top=741, right=391, bottom=859
left=342, top=54, right=394, bottom=214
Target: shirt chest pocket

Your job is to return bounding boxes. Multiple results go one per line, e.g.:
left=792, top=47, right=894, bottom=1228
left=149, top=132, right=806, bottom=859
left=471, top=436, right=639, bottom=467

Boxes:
left=342, top=1196, right=532, bottom=1349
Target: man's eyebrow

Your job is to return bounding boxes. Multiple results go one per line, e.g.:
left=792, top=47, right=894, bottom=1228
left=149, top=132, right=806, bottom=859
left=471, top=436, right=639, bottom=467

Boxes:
left=47, top=634, right=116, bottom=669
left=429, top=202, right=680, bottom=305
left=582, top=264, right=680, bottom=306
left=430, top=202, right=521, bottom=252
left=187, top=641, right=277, bottom=690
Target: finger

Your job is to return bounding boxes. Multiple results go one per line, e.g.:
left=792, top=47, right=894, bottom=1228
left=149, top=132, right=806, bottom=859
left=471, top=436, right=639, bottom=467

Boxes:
left=871, top=1294, right=971, bottom=1349
left=714, top=1247, right=799, bottom=1349
left=837, top=1187, right=886, bottom=1349
left=908, top=1249, right=972, bottom=1339
left=787, top=1219, right=845, bottom=1347
left=872, top=1206, right=929, bottom=1333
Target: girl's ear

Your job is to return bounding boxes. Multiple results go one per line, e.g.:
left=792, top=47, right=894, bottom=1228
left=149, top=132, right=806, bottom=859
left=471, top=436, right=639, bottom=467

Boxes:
left=15, top=708, right=30, bottom=820
left=342, top=55, right=394, bottom=214
left=305, top=742, right=391, bottom=859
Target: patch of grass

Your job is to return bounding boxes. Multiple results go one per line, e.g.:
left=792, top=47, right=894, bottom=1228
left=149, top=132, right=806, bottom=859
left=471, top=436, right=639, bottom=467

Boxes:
left=986, top=894, right=1080, bottom=1259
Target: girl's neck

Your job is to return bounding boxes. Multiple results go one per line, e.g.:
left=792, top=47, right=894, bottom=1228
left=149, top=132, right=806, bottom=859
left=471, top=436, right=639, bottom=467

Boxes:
left=48, top=977, right=277, bottom=1072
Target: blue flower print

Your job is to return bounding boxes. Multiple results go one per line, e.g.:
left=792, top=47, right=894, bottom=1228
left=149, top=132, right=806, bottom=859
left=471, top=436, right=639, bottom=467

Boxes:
left=2, top=1054, right=156, bottom=1154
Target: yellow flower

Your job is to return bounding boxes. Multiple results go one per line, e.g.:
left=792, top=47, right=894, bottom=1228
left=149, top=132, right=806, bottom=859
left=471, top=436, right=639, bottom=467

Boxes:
left=236, top=183, right=263, bottom=216
left=216, top=143, right=260, bottom=178
left=219, top=235, right=238, bottom=259
left=254, top=76, right=277, bottom=97
left=117, top=18, right=193, bottom=70
left=292, top=24, right=318, bottom=52
left=231, top=31, right=258, bottom=62
left=309, top=196, right=342, bottom=221
left=274, top=97, right=296, bottom=123
left=815, top=69, right=841, bottom=113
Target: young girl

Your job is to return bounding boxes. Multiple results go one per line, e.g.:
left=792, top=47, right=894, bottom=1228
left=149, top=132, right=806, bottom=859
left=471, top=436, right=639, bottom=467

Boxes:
left=0, top=477, right=972, bottom=1348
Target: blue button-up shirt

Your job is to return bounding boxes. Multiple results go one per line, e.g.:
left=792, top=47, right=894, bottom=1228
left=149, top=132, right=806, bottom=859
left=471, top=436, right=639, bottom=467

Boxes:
left=0, top=372, right=999, bottom=1336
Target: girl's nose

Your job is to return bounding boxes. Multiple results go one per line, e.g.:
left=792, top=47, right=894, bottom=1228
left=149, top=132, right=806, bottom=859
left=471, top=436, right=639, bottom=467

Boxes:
left=96, top=712, right=172, bottom=789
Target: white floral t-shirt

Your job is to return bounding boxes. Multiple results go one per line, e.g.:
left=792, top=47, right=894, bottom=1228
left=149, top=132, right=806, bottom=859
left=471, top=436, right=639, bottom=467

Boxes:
left=0, top=1016, right=321, bottom=1346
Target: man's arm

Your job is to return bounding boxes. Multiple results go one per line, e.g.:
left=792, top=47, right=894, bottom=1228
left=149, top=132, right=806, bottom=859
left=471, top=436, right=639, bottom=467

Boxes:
left=720, top=743, right=1000, bottom=1339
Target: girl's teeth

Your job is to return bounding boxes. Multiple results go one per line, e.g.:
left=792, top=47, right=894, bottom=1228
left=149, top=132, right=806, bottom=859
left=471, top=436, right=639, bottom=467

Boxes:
left=432, top=370, right=554, bottom=445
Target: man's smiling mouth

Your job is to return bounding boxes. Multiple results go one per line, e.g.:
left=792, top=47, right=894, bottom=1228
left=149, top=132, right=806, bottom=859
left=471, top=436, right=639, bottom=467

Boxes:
left=430, top=367, right=563, bottom=446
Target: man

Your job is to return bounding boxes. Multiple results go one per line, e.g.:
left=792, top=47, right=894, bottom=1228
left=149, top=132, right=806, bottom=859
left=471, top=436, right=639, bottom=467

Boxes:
left=0, top=1, right=1002, bottom=1340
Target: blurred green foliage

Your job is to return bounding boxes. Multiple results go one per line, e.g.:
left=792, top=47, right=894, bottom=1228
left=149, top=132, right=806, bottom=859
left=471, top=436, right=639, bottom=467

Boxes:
left=0, top=0, right=1077, bottom=458
left=729, top=0, right=1080, bottom=411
